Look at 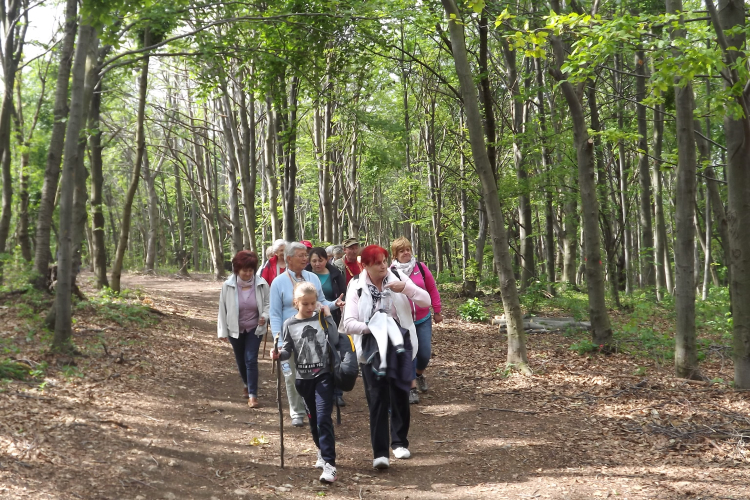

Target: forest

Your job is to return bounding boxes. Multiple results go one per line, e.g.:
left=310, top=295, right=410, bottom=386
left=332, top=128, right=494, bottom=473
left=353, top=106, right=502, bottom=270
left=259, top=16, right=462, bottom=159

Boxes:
left=1, top=0, right=749, bottom=389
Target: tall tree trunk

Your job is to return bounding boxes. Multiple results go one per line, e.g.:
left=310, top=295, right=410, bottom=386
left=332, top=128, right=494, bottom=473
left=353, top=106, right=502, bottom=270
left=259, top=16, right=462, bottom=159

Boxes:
left=110, top=28, right=151, bottom=292
left=442, top=0, right=528, bottom=371
left=636, top=48, right=655, bottom=288
left=549, top=34, right=613, bottom=347
left=33, top=0, right=77, bottom=284
left=142, top=153, right=160, bottom=272
left=53, top=23, right=94, bottom=352
left=90, top=46, right=110, bottom=288
left=218, top=92, right=243, bottom=256
left=264, top=97, right=280, bottom=240
left=652, top=103, right=669, bottom=299
left=705, top=0, right=750, bottom=387
left=668, top=0, right=701, bottom=380
left=280, top=76, right=299, bottom=242
left=536, top=57, right=556, bottom=290
left=238, top=85, right=257, bottom=252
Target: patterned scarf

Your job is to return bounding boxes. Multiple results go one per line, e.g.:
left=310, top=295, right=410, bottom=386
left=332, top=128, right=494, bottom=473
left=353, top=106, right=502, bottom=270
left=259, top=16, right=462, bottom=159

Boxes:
left=237, top=276, right=255, bottom=288
left=392, top=256, right=417, bottom=278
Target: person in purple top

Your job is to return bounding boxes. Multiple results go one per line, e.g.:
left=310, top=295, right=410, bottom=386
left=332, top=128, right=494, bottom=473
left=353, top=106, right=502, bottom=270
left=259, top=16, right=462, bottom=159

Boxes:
left=217, top=250, right=270, bottom=408
left=390, top=237, right=442, bottom=404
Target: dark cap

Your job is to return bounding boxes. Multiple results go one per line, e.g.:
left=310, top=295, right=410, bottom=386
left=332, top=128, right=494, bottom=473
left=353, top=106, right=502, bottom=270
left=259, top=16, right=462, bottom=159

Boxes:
left=342, top=237, right=361, bottom=248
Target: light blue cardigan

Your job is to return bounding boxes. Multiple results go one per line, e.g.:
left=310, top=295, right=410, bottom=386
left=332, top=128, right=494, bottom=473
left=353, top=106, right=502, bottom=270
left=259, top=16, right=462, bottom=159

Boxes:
left=269, top=269, right=338, bottom=346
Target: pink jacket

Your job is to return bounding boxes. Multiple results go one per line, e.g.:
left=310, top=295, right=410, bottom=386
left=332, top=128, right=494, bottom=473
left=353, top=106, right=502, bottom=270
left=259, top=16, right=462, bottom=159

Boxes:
left=394, top=262, right=441, bottom=322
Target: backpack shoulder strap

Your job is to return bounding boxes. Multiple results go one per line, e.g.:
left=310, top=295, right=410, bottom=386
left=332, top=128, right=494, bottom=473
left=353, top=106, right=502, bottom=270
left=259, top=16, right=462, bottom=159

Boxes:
left=389, top=266, right=402, bottom=281
left=416, top=261, right=426, bottom=281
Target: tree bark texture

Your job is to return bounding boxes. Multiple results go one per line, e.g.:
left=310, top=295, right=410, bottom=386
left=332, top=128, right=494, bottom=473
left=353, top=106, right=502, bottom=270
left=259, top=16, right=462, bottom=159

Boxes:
left=549, top=35, right=613, bottom=347
left=442, top=0, right=528, bottom=370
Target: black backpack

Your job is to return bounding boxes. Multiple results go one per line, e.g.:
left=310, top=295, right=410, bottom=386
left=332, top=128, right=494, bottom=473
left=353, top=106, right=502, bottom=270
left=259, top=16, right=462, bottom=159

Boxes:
left=319, top=314, right=358, bottom=424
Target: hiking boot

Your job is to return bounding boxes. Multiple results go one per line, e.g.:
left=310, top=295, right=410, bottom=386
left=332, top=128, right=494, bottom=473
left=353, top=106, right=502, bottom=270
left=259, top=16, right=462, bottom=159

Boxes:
left=319, top=462, right=337, bottom=483
left=409, top=388, right=419, bottom=404
left=393, top=447, right=411, bottom=459
left=243, top=387, right=249, bottom=399
left=315, top=450, right=325, bottom=469
left=292, top=417, right=305, bottom=427
left=373, top=457, right=389, bottom=469
left=247, top=396, right=260, bottom=408
left=336, top=395, right=346, bottom=407
left=416, top=374, right=429, bottom=393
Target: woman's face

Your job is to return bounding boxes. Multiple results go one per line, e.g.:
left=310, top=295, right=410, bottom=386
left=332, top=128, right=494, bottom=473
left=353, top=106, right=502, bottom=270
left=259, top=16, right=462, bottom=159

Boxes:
left=238, top=268, right=255, bottom=281
left=365, top=255, right=389, bottom=284
left=310, top=253, right=327, bottom=273
left=275, top=245, right=286, bottom=262
left=396, top=247, right=412, bottom=264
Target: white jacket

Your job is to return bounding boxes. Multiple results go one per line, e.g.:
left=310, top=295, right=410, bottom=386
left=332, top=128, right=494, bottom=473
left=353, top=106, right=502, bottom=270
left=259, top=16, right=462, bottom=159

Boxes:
left=217, top=274, right=270, bottom=339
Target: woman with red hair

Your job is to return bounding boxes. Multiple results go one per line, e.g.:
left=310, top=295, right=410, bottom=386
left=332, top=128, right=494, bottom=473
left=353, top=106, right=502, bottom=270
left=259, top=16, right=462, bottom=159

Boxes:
left=342, top=245, right=430, bottom=469
left=218, top=250, right=270, bottom=408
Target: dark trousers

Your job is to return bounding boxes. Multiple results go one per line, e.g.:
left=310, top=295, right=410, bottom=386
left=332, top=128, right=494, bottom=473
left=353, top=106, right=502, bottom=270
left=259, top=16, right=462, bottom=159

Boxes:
left=228, top=328, right=261, bottom=396
left=295, top=373, right=336, bottom=466
left=361, top=364, right=410, bottom=459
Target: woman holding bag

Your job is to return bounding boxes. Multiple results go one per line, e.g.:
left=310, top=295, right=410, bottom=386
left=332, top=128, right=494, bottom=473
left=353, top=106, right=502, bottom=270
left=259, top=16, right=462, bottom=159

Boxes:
left=217, top=250, right=270, bottom=408
left=342, top=245, right=430, bottom=469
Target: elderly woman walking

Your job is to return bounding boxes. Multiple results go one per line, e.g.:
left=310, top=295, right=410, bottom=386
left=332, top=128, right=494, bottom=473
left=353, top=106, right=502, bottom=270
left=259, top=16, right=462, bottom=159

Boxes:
left=260, top=239, right=287, bottom=285
left=269, top=242, right=345, bottom=426
left=390, top=237, right=442, bottom=404
left=342, top=245, right=430, bottom=469
left=217, top=250, right=270, bottom=408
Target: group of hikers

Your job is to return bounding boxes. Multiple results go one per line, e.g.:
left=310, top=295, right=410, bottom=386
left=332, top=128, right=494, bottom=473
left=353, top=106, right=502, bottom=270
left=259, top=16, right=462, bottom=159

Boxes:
left=217, top=237, right=443, bottom=484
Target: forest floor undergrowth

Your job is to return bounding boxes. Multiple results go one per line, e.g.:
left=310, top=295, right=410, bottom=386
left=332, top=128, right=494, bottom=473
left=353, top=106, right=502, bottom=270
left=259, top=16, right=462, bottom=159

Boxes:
left=1, top=272, right=749, bottom=499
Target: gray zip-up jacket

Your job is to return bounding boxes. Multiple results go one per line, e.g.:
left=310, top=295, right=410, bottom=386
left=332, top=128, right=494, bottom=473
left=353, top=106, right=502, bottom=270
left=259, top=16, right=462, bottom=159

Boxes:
left=217, top=274, right=270, bottom=339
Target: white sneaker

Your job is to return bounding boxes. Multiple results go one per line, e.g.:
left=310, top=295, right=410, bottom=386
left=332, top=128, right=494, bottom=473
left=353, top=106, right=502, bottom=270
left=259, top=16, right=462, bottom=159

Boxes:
left=393, top=447, right=411, bottom=459
left=373, top=457, right=390, bottom=469
left=319, top=462, right=337, bottom=483
left=314, top=449, right=325, bottom=469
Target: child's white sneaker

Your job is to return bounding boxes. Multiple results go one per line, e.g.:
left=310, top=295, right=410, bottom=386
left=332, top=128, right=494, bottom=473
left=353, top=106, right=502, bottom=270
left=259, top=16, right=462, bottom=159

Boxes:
left=315, top=449, right=325, bottom=469
left=319, top=462, right=337, bottom=483
left=373, top=456, right=390, bottom=469
left=393, top=447, right=411, bottom=459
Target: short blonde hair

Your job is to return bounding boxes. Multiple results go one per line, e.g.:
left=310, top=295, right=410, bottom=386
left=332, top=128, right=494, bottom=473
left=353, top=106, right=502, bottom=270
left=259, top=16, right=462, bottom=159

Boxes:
left=292, top=281, right=318, bottom=309
left=391, top=237, right=412, bottom=259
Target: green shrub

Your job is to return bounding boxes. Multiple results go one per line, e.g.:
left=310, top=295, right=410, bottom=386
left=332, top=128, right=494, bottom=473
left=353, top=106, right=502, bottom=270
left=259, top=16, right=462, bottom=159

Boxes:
left=0, top=359, right=31, bottom=380
left=569, top=339, right=597, bottom=355
left=458, top=298, right=489, bottom=322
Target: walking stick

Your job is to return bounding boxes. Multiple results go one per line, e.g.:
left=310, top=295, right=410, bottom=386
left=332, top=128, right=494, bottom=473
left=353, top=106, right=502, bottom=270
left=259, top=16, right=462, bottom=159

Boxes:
left=262, top=331, right=268, bottom=359
left=273, top=339, right=284, bottom=468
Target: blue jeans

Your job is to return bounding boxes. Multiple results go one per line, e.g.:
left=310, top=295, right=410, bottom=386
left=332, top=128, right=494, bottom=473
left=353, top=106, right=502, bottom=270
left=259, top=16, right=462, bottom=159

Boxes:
left=412, top=316, right=433, bottom=376
left=228, top=328, right=262, bottom=397
left=296, top=373, right=336, bottom=465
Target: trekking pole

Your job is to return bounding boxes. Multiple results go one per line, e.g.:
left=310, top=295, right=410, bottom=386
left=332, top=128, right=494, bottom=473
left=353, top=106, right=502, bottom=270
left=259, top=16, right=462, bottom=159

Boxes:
left=274, top=339, right=284, bottom=468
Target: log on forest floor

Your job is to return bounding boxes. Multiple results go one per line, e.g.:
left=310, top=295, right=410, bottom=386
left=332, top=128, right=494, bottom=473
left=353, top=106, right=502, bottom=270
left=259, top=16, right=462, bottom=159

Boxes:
left=491, top=316, right=591, bottom=333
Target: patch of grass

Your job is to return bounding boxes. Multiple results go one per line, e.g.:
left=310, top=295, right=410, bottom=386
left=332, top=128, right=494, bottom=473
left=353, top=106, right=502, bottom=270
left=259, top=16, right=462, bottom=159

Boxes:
left=0, top=359, right=31, bottom=380
left=77, top=288, right=158, bottom=327
left=569, top=339, right=598, bottom=355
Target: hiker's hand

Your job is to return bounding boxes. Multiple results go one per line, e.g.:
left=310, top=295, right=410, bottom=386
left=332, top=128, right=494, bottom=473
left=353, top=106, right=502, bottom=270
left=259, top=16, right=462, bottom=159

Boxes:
left=334, top=294, right=345, bottom=308
left=220, top=337, right=229, bottom=343
left=320, top=305, right=332, bottom=317
left=258, top=317, right=266, bottom=326
left=434, top=313, right=444, bottom=323
left=385, top=281, right=406, bottom=293
left=270, top=349, right=279, bottom=360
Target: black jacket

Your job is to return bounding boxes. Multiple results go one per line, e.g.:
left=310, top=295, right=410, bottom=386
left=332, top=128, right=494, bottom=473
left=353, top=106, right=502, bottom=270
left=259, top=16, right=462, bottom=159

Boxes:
left=304, top=262, right=346, bottom=322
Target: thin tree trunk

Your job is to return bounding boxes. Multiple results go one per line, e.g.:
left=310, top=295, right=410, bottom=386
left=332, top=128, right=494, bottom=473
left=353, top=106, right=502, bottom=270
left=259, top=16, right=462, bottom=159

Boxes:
left=33, top=0, right=77, bottom=284
left=53, top=22, right=94, bottom=352
left=668, top=0, right=701, bottom=380
left=264, top=97, right=280, bottom=240
left=442, top=0, right=528, bottom=371
left=652, top=103, right=668, bottom=299
left=110, top=28, right=150, bottom=292
left=636, top=48, right=655, bottom=288
left=238, top=85, right=257, bottom=252
left=549, top=32, right=613, bottom=347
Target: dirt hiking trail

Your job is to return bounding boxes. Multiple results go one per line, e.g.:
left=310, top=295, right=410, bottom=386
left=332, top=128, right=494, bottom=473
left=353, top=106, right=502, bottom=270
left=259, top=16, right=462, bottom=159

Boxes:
left=1, top=272, right=748, bottom=499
